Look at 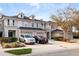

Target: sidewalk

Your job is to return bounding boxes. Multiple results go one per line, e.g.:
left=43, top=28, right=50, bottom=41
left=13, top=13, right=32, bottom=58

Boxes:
left=0, top=44, right=13, bottom=56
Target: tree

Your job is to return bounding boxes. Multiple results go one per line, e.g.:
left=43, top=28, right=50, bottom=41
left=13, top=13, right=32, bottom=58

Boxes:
left=51, top=8, right=76, bottom=41
left=71, top=10, right=79, bottom=32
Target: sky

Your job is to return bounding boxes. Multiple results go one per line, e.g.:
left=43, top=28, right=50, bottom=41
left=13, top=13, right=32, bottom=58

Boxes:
left=0, top=3, right=79, bottom=21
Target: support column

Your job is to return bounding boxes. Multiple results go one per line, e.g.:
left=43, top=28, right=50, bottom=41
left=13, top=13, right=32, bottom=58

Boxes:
left=49, top=30, right=51, bottom=40
left=4, top=28, right=8, bottom=37
left=18, top=29, right=21, bottom=39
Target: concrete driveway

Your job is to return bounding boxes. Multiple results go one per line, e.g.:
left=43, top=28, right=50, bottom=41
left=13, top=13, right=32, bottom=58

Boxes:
left=25, top=40, right=79, bottom=56
left=2, top=40, right=79, bottom=56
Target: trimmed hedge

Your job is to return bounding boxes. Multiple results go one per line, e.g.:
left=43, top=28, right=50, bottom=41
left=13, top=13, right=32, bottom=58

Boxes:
left=11, top=37, right=17, bottom=42
left=73, top=32, right=79, bottom=38
left=53, top=37, right=70, bottom=42
left=5, top=48, right=32, bottom=55
left=73, top=36, right=79, bottom=38
left=0, top=37, right=17, bottom=43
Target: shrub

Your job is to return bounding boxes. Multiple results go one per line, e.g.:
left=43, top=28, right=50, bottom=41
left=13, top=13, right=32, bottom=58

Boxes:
left=11, top=42, right=17, bottom=48
left=0, top=37, right=17, bottom=43
left=1, top=42, right=25, bottom=48
left=53, top=37, right=71, bottom=42
left=0, top=37, right=11, bottom=43
left=16, top=42, right=25, bottom=47
left=11, top=37, right=17, bottom=42
left=73, top=32, right=79, bottom=38
left=53, top=37, right=63, bottom=41
left=2, top=42, right=11, bottom=48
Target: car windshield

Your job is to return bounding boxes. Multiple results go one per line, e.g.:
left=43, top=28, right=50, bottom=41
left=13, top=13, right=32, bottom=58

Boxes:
left=24, top=35, right=33, bottom=38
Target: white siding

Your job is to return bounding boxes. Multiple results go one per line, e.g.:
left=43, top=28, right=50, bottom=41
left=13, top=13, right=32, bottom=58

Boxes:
left=17, top=21, right=23, bottom=27
left=4, top=19, right=7, bottom=26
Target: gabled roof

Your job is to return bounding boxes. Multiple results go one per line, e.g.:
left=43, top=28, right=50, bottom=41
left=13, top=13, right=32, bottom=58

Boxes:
left=52, top=29, right=63, bottom=32
left=3, top=15, right=30, bottom=19
left=0, top=12, right=48, bottom=23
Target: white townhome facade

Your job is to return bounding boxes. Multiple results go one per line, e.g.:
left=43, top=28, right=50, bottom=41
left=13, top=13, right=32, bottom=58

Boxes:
left=0, top=12, right=51, bottom=39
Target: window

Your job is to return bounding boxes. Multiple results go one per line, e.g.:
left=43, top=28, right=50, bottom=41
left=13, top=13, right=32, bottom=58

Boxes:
left=13, top=20, right=15, bottom=26
left=8, top=19, right=9, bottom=25
left=21, top=14, right=23, bottom=18
left=18, top=12, right=24, bottom=18
left=25, top=35, right=33, bottom=38
left=41, top=23, right=43, bottom=27
left=36, top=23, right=38, bottom=28
left=21, top=35, right=24, bottom=38
left=0, top=32, right=2, bottom=37
left=26, top=32, right=32, bottom=35
left=0, top=24, right=1, bottom=26
left=44, top=24, right=46, bottom=28
left=32, top=23, right=34, bottom=27
left=8, top=30, right=16, bottom=37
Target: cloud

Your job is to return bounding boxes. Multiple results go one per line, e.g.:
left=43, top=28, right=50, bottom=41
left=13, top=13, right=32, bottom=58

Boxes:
left=29, top=3, right=40, bottom=9
left=0, top=8, right=4, bottom=14
left=0, top=8, right=3, bottom=11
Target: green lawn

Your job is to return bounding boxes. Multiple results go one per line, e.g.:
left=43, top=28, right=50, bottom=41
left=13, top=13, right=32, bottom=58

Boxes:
left=5, top=48, right=32, bottom=55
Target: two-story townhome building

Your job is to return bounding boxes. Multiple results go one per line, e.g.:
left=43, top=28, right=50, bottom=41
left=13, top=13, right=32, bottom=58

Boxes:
left=0, top=12, right=51, bottom=39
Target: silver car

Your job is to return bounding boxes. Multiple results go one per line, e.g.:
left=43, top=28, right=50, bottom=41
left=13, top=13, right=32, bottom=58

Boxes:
left=19, top=34, right=35, bottom=44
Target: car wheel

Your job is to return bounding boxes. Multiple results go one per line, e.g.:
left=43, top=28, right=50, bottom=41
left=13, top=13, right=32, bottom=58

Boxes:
left=32, top=42, right=35, bottom=44
left=37, top=40, right=39, bottom=44
left=19, top=38, right=21, bottom=42
left=24, top=40, right=26, bottom=43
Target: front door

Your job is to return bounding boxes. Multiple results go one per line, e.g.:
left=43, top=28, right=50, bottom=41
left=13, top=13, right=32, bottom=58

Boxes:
left=8, top=30, right=16, bottom=37
left=0, top=32, right=2, bottom=37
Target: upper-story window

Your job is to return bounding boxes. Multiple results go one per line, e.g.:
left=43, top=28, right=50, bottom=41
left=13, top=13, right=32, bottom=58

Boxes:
left=32, top=23, right=34, bottom=27
left=44, top=23, right=46, bottom=29
left=13, top=20, right=15, bottom=26
left=36, top=23, right=38, bottom=28
left=7, top=19, right=9, bottom=25
left=41, top=23, right=43, bottom=27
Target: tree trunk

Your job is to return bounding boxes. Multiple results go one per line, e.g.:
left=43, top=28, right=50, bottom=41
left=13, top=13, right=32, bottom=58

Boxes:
left=63, top=29, right=73, bottom=42
left=68, top=28, right=73, bottom=40
left=63, top=31, right=69, bottom=41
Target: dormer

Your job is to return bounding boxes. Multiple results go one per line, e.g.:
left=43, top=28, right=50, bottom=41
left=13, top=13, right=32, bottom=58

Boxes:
left=17, top=12, right=25, bottom=18
left=29, top=15, right=35, bottom=19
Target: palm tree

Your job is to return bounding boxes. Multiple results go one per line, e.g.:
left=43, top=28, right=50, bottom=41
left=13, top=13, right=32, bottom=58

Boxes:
left=51, top=8, right=75, bottom=41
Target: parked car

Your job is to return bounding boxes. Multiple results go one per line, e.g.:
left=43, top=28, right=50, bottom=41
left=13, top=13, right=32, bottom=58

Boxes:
left=19, top=34, right=35, bottom=44
left=33, top=36, right=48, bottom=44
